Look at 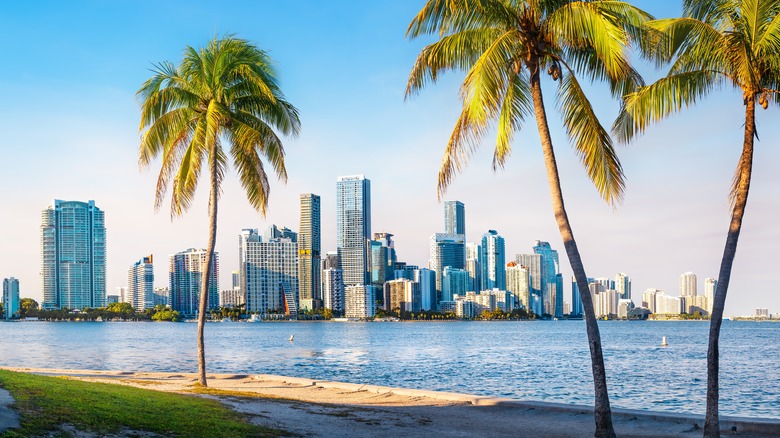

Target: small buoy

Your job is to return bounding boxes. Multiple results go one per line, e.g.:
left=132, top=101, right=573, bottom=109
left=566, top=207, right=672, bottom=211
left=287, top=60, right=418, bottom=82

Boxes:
left=289, top=335, right=294, bottom=342
left=661, top=336, right=668, bottom=347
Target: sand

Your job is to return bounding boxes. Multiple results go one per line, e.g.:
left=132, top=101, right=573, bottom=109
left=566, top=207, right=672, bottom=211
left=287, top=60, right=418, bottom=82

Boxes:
left=2, top=367, right=779, bottom=437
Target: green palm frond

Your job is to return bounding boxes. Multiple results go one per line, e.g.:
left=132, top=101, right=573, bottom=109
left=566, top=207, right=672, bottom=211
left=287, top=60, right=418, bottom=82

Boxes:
left=557, top=67, right=624, bottom=204
left=494, top=73, right=533, bottom=170
left=137, top=36, right=300, bottom=217
left=615, top=70, right=720, bottom=143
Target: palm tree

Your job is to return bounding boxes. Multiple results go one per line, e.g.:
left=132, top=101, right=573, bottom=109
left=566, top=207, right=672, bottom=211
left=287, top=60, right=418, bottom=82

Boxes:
left=137, top=36, right=301, bottom=387
left=406, top=1, right=650, bottom=436
left=615, top=1, right=780, bottom=436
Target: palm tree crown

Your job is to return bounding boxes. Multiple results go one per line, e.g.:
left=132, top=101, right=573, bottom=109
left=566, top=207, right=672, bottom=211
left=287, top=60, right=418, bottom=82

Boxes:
left=407, top=0, right=650, bottom=203
left=138, top=36, right=301, bottom=216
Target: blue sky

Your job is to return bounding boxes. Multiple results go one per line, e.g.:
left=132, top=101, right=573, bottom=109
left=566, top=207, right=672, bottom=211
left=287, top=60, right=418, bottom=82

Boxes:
left=1, top=1, right=778, bottom=316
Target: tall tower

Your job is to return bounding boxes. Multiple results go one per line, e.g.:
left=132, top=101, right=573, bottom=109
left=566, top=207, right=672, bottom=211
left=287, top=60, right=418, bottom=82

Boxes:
left=615, top=272, right=631, bottom=301
left=41, top=200, right=106, bottom=310
left=516, top=253, right=542, bottom=315
left=240, top=228, right=298, bottom=317
left=680, top=272, right=697, bottom=296
left=533, top=240, right=562, bottom=317
left=2, top=278, right=20, bottom=320
left=704, top=277, right=717, bottom=314
left=169, top=248, right=219, bottom=316
left=429, top=233, right=466, bottom=305
left=299, top=193, right=321, bottom=310
left=336, top=175, right=371, bottom=287
left=443, top=200, right=465, bottom=235
left=480, top=230, right=506, bottom=291
left=127, top=255, right=154, bottom=311
left=506, top=263, right=530, bottom=310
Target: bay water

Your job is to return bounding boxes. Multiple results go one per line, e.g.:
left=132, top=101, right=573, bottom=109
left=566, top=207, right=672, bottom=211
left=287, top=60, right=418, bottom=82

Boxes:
left=0, top=320, right=777, bottom=418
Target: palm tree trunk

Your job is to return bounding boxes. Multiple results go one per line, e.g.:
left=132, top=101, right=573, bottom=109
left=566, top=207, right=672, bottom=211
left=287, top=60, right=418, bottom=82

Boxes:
left=197, top=150, right=220, bottom=387
left=703, top=99, right=756, bottom=438
left=529, top=68, right=615, bottom=438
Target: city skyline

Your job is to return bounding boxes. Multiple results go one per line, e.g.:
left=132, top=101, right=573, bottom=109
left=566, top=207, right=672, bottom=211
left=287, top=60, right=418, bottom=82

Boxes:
left=1, top=1, right=779, bottom=316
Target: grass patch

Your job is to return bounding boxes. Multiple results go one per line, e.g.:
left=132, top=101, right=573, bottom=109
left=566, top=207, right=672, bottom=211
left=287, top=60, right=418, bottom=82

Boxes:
left=0, top=370, right=287, bottom=437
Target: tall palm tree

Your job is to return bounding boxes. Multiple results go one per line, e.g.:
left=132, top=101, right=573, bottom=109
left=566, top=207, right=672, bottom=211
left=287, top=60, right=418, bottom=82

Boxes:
left=137, top=36, right=301, bottom=387
left=406, top=1, right=650, bottom=436
left=615, top=1, right=780, bottom=436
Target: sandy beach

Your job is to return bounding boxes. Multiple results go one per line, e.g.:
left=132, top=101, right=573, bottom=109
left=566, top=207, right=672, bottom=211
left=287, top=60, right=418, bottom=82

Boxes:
left=2, top=367, right=779, bottom=437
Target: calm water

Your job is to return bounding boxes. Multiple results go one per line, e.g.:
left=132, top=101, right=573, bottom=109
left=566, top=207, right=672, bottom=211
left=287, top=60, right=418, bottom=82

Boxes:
left=0, top=320, right=777, bottom=418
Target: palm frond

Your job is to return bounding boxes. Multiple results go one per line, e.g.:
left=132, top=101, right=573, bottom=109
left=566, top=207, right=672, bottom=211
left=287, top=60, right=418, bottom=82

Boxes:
left=557, top=68, right=624, bottom=204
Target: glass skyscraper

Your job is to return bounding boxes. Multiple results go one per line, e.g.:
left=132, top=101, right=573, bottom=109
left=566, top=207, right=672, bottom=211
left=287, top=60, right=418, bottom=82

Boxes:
left=41, top=200, right=106, bottom=310
left=443, top=200, right=465, bottom=235
left=298, top=193, right=321, bottom=310
left=533, top=240, right=562, bottom=317
left=429, top=233, right=466, bottom=305
left=169, top=248, right=219, bottom=316
left=336, top=175, right=371, bottom=287
left=480, top=230, right=506, bottom=291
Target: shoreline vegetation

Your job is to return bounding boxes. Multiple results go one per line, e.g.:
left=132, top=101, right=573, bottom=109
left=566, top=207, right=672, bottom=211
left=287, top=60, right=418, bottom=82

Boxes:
left=0, top=368, right=778, bottom=438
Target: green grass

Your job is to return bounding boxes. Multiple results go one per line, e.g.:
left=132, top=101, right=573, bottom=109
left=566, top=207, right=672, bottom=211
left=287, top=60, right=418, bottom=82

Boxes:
left=0, top=370, right=288, bottom=437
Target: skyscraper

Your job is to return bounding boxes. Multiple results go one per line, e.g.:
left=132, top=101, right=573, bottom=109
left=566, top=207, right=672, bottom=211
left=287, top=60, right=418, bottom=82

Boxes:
left=465, top=243, right=481, bottom=292
left=41, top=200, right=106, bottom=310
left=441, top=267, right=469, bottom=302
left=344, top=285, right=376, bottom=318
left=615, top=273, right=631, bottom=301
left=429, top=233, right=466, bottom=305
left=336, top=175, right=371, bottom=287
left=169, top=248, right=219, bottom=316
left=443, top=200, right=465, bottom=235
left=371, top=232, right=397, bottom=305
left=704, top=277, right=717, bottom=314
left=480, top=230, right=506, bottom=291
left=240, top=228, right=299, bottom=317
left=680, top=272, right=697, bottom=296
left=323, top=268, right=344, bottom=315
left=533, top=241, right=562, bottom=317
left=299, top=193, right=321, bottom=310
left=516, top=253, right=543, bottom=316
left=2, top=278, right=19, bottom=320
left=506, top=263, right=530, bottom=310
left=127, top=255, right=154, bottom=311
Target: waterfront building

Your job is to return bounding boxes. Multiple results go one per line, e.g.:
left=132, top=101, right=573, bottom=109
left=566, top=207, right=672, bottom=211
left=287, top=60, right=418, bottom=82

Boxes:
left=465, top=243, right=481, bottom=292
left=443, top=200, right=465, bottom=235
left=299, top=193, right=321, bottom=310
left=690, top=295, right=708, bottom=315
left=455, top=299, right=477, bottom=319
left=429, top=233, right=466, bottom=305
left=438, top=300, right=457, bottom=315
left=239, top=228, right=298, bottom=318
left=371, top=232, right=397, bottom=305
left=680, top=272, right=697, bottom=297
left=219, top=289, right=245, bottom=308
left=384, top=278, right=420, bottom=312
left=322, top=251, right=340, bottom=270
left=615, top=273, right=631, bottom=301
left=517, top=253, right=543, bottom=315
left=169, top=248, right=219, bottom=316
left=441, top=267, right=469, bottom=302
left=480, top=230, right=506, bottom=291
left=563, top=301, right=571, bottom=316
left=756, top=308, right=770, bottom=318
left=655, top=293, right=683, bottom=315
left=593, top=288, right=619, bottom=318
left=41, top=199, right=106, bottom=310
left=704, top=277, right=716, bottom=314
left=570, top=276, right=593, bottom=317
left=106, top=295, right=119, bottom=304
left=336, top=175, right=371, bottom=287
left=533, top=240, right=562, bottom=317
left=617, top=299, right=634, bottom=318
left=506, top=262, right=530, bottom=310
left=2, top=278, right=20, bottom=320
left=117, top=287, right=127, bottom=303
left=127, top=255, right=154, bottom=312
left=344, top=285, right=375, bottom=318
left=417, top=268, right=436, bottom=311
left=323, top=268, right=345, bottom=315
left=641, top=288, right=663, bottom=314
left=153, top=287, right=169, bottom=307
left=231, top=271, right=240, bottom=290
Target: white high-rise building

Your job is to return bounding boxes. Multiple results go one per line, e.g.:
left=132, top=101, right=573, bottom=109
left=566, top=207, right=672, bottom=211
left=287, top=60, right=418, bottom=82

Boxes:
left=680, top=272, right=697, bottom=296
left=169, top=248, right=219, bottom=316
left=323, top=268, right=345, bottom=315
left=239, top=228, right=298, bottom=317
left=615, top=273, right=631, bottom=301
left=2, top=278, right=20, bottom=320
left=517, top=253, right=543, bottom=315
left=41, top=200, right=106, bottom=310
left=336, top=175, right=371, bottom=288
left=345, top=285, right=375, bottom=318
left=704, top=277, right=716, bottom=314
left=384, top=278, right=420, bottom=313
left=642, top=288, right=663, bottom=314
left=465, top=242, right=480, bottom=292
left=127, top=255, right=154, bottom=312
left=506, top=262, right=530, bottom=310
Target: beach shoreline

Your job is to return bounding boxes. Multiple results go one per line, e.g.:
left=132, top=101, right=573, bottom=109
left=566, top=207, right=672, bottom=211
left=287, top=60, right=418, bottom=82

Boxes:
left=1, top=367, right=778, bottom=437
